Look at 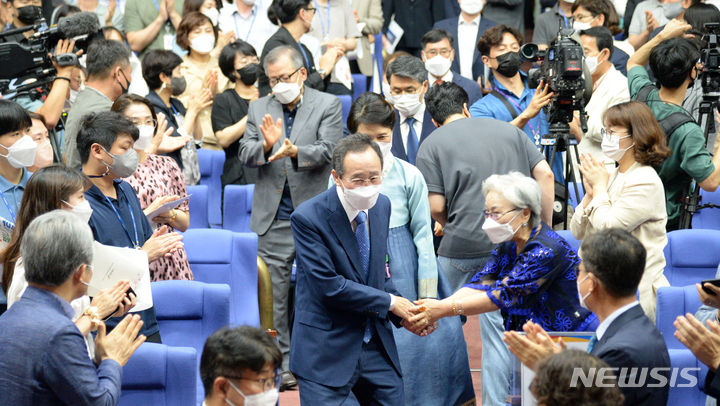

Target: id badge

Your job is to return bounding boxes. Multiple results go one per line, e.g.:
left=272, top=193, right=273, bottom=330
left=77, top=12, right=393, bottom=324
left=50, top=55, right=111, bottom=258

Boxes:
left=164, top=34, right=174, bottom=50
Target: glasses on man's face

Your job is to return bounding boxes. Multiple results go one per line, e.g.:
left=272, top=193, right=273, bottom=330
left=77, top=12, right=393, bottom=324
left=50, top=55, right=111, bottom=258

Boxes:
left=425, top=48, right=452, bottom=58
left=305, top=6, right=316, bottom=14
left=268, top=67, right=301, bottom=87
left=133, top=118, right=157, bottom=128
left=600, top=128, right=631, bottom=141
left=226, top=374, right=281, bottom=392
left=345, top=176, right=382, bottom=188
left=573, top=13, right=595, bottom=22
left=16, top=0, right=42, bottom=6
left=483, top=209, right=518, bottom=221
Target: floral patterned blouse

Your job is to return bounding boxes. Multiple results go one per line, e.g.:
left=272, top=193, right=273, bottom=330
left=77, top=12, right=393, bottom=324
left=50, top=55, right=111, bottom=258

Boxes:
left=465, top=222, right=597, bottom=332
left=125, top=154, right=193, bottom=281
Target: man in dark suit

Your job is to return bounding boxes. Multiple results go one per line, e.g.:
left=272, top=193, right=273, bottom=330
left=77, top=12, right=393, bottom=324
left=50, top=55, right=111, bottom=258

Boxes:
left=385, top=55, right=435, bottom=165
left=434, top=0, right=497, bottom=84
left=381, top=0, right=445, bottom=56
left=289, top=134, right=432, bottom=405
left=421, top=29, right=483, bottom=105
left=239, top=45, right=344, bottom=390
left=505, top=228, right=671, bottom=406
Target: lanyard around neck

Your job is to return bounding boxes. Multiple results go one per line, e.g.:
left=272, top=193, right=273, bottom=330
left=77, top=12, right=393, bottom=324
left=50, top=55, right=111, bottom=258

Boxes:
left=234, top=5, right=257, bottom=42
left=313, top=0, right=331, bottom=41
left=0, top=189, right=16, bottom=223
left=103, top=188, right=141, bottom=249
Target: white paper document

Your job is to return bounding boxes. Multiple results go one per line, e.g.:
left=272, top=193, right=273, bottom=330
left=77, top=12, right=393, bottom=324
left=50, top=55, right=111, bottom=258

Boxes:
left=88, top=242, right=153, bottom=312
left=145, top=195, right=190, bottom=224
left=384, top=19, right=404, bottom=54
left=0, top=217, right=14, bottom=250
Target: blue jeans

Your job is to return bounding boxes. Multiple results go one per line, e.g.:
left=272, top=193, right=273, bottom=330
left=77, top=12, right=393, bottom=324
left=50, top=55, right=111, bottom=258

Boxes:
left=437, top=256, right=489, bottom=293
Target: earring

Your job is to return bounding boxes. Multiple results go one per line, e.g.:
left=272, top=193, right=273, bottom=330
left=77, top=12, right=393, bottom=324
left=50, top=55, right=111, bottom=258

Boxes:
left=522, top=222, right=528, bottom=227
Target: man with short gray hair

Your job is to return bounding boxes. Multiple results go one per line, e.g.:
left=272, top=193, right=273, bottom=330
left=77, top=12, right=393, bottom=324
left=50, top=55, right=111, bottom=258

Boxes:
left=385, top=54, right=435, bottom=165
left=0, top=210, right=146, bottom=405
left=239, top=44, right=343, bottom=390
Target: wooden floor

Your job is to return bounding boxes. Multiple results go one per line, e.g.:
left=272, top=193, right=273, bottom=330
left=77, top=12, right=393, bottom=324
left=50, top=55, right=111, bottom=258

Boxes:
left=278, top=315, right=484, bottom=405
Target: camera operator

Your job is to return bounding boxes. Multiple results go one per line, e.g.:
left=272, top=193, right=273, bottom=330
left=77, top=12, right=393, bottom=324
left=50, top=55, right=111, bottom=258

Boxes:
left=569, top=27, right=630, bottom=164
left=469, top=24, right=563, bottom=183
left=3, top=0, right=42, bottom=42
left=14, top=39, right=82, bottom=129
left=627, top=19, right=720, bottom=231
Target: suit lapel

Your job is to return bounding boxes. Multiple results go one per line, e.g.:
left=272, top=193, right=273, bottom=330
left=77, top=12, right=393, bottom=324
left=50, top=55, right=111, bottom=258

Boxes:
left=367, top=203, right=385, bottom=288
left=327, top=191, right=366, bottom=283
left=451, top=19, right=461, bottom=73
left=391, top=111, right=408, bottom=161
left=473, top=19, right=492, bottom=64
left=289, top=89, right=316, bottom=143
left=597, top=304, right=644, bottom=348
left=419, top=109, right=435, bottom=145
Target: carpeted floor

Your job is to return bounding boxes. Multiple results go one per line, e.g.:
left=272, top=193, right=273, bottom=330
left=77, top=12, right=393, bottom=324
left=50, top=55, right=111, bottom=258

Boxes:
left=278, top=315, right=484, bottom=405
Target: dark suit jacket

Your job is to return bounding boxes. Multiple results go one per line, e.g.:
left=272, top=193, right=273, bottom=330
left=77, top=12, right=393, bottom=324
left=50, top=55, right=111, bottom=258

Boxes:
left=452, top=73, right=483, bottom=105
left=391, top=109, right=436, bottom=163
left=382, top=0, right=445, bottom=52
left=434, top=16, right=497, bottom=81
left=257, top=26, right=328, bottom=96
left=705, top=370, right=720, bottom=399
left=592, top=304, right=671, bottom=406
left=289, top=189, right=403, bottom=387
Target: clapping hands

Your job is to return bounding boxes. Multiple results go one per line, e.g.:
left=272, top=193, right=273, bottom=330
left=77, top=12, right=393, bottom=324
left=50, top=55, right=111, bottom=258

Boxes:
left=503, top=320, right=566, bottom=371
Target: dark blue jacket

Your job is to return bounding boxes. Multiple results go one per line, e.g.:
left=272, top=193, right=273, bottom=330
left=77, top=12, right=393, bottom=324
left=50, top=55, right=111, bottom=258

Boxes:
left=434, top=16, right=497, bottom=81
left=391, top=109, right=436, bottom=164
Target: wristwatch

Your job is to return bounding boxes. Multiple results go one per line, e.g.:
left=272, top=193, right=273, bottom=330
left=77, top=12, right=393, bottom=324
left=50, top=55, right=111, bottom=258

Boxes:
left=318, top=68, right=327, bottom=79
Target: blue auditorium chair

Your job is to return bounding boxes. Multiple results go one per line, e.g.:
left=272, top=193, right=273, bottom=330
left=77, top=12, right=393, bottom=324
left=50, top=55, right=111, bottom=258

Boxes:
left=663, top=230, right=720, bottom=287
left=692, top=189, right=720, bottom=230
left=187, top=185, right=209, bottom=229
left=352, top=74, right=367, bottom=101
left=152, top=280, right=231, bottom=404
left=339, top=95, right=352, bottom=124
left=197, top=149, right=225, bottom=228
left=554, top=230, right=581, bottom=252
left=182, top=229, right=260, bottom=327
left=119, top=343, right=197, bottom=406
left=222, top=184, right=253, bottom=233
left=666, top=349, right=708, bottom=406
left=567, top=181, right=585, bottom=208
left=370, top=33, right=383, bottom=93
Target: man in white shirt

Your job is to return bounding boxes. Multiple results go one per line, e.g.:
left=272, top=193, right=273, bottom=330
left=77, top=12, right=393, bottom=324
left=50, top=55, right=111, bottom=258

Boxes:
left=434, top=0, right=497, bottom=83
left=218, top=0, right=278, bottom=55
left=420, top=29, right=483, bottom=105
left=385, top=55, right=435, bottom=165
left=504, top=228, right=671, bottom=406
left=570, top=26, right=629, bottom=165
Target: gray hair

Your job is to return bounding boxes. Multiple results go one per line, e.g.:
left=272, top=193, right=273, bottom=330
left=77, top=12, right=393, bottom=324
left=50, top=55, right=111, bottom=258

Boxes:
left=332, top=133, right=383, bottom=179
left=385, top=54, right=427, bottom=85
left=22, top=210, right=95, bottom=288
left=482, top=172, right=542, bottom=227
left=264, top=46, right=304, bottom=76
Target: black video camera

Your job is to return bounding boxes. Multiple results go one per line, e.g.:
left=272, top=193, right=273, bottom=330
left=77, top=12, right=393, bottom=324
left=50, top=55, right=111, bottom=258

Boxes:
left=0, top=12, right=102, bottom=98
left=700, top=22, right=720, bottom=98
left=519, top=28, right=593, bottom=144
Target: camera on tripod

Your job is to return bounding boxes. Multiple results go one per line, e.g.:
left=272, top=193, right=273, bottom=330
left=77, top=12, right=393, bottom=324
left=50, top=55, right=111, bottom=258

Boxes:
left=519, top=27, right=593, bottom=145
left=0, top=12, right=102, bottom=99
left=700, top=22, right=719, bottom=99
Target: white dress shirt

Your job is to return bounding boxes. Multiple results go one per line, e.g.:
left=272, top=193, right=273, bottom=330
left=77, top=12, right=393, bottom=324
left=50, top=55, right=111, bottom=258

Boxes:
left=429, top=70, right=453, bottom=85
left=457, top=14, right=481, bottom=80
left=218, top=0, right=278, bottom=55
left=596, top=301, right=640, bottom=340
left=398, top=102, right=426, bottom=155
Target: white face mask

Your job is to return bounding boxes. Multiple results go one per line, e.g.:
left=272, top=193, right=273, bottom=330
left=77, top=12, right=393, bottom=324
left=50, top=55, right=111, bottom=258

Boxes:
left=394, top=91, right=423, bottom=117
left=190, top=34, right=216, bottom=54
left=134, top=125, right=155, bottom=151
left=63, top=199, right=94, bottom=224
left=272, top=74, right=303, bottom=105
left=382, top=82, right=395, bottom=104
left=577, top=273, right=591, bottom=310
left=79, top=264, right=93, bottom=287
left=424, top=54, right=452, bottom=78
left=0, top=134, right=38, bottom=168
left=340, top=180, right=382, bottom=211
left=202, top=7, right=219, bottom=26
left=601, top=133, right=633, bottom=162
left=33, top=140, right=54, bottom=168
left=68, top=88, right=79, bottom=106
left=460, top=0, right=484, bottom=15
left=585, top=55, right=598, bottom=75
left=482, top=211, right=521, bottom=244
left=377, top=141, right=393, bottom=169
left=572, top=19, right=594, bottom=31
left=226, top=380, right=279, bottom=406
left=241, top=0, right=257, bottom=4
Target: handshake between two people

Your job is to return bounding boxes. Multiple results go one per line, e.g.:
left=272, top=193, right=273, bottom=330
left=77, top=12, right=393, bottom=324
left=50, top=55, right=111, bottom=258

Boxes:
left=390, top=296, right=452, bottom=338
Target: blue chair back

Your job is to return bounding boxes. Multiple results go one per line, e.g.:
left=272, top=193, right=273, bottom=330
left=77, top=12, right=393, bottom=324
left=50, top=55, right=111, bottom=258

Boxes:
left=152, top=280, right=231, bottom=404
left=352, top=73, right=367, bottom=101
left=567, top=182, right=585, bottom=208
left=197, top=149, right=225, bottom=228
left=554, top=230, right=581, bottom=252
left=119, top=343, right=197, bottom=406
left=183, top=229, right=260, bottom=327
left=692, top=189, right=720, bottom=230
left=338, top=95, right=352, bottom=124
left=656, top=285, right=703, bottom=349
left=187, top=185, right=209, bottom=229
left=663, top=230, right=720, bottom=287
left=222, top=185, right=254, bottom=233
left=666, top=349, right=708, bottom=406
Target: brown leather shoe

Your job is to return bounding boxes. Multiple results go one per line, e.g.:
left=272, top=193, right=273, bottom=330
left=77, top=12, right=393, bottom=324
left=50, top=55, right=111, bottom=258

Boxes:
left=280, top=371, right=298, bottom=392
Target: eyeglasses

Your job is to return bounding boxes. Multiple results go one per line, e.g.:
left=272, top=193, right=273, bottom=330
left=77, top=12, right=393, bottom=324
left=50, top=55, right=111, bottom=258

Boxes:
left=269, top=67, right=301, bottom=87
left=225, top=374, right=281, bottom=392
left=345, top=176, right=382, bottom=188
left=483, top=209, right=519, bottom=221
left=573, top=13, right=596, bottom=22
left=133, top=119, right=157, bottom=128
left=600, top=128, right=631, bottom=140
left=389, top=87, right=421, bottom=96
left=305, top=6, right=316, bottom=13
left=425, top=48, right=452, bottom=58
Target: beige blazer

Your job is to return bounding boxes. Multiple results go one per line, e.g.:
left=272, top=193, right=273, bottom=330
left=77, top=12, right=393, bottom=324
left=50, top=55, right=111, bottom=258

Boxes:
left=570, top=161, right=669, bottom=322
left=352, top=0, right=383, bottom=77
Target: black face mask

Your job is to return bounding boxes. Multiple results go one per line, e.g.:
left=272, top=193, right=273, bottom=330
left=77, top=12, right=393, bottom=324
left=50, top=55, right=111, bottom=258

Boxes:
left=237, top=63, right=261, bottom=86
left=495, top=51, right=522, bottom=78
left=171, top=76, right=187, bottom=96
left=16, top=5, right=42, bottom=25
left=118, top=69, right=130, bottom=94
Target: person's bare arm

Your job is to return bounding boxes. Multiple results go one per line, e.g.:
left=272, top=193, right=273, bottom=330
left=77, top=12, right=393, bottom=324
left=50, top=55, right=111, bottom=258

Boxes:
left=36, top=40, right=80, bottom=128
left=532, top=160, right=555, bottom=225
left=628, top=19, right=691, bottom=71
left=511, top=83, right=552, bottom=131
left=428, top=192, right=447, bottom=226
left=628, top=10, right=659, bottom=51
left=126, top=15, right=166, bottom=53
left=697, top=153, right=720, bottom=192
left=215, top=116, right=248, bottom=148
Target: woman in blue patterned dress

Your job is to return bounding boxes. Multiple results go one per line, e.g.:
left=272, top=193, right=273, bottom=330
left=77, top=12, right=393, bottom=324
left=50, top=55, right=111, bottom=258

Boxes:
left=345, top=92, right=475, bottom=406
left=412, top=172, right=598, bottom=333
